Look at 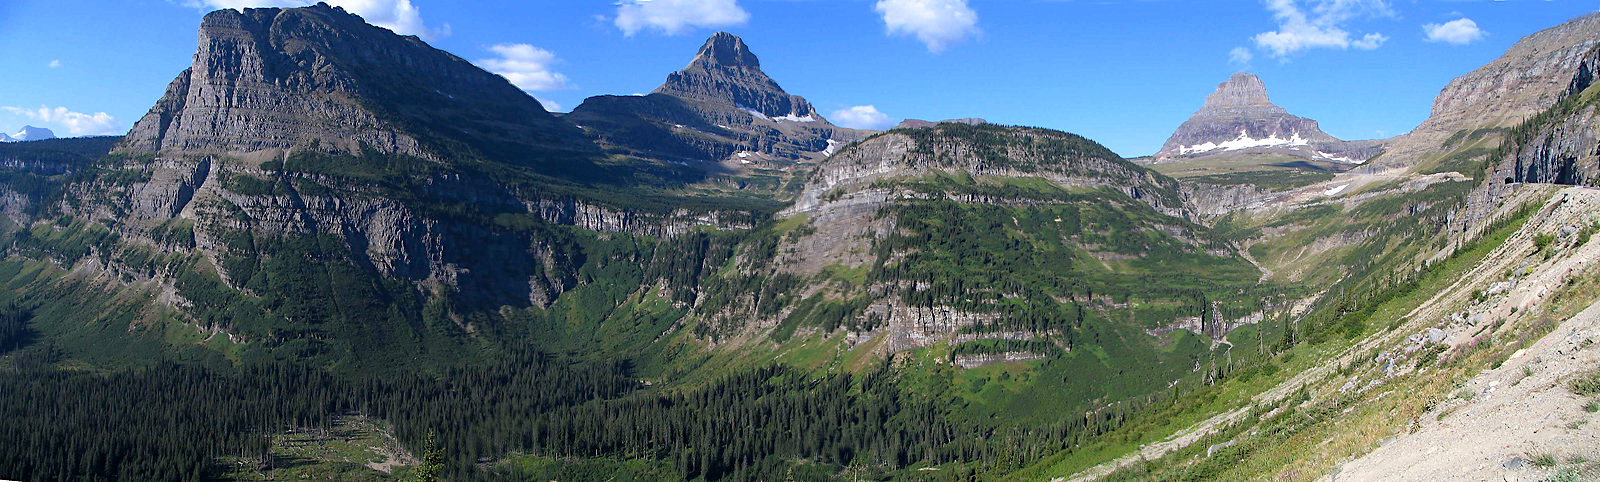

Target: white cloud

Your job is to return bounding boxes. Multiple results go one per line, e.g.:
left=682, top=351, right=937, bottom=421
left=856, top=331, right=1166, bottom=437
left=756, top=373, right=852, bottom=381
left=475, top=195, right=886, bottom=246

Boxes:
left=1229, top=47, right=1253, bottom=66
left=830, top=105, right=895, bottom=130
left=1251, top=0, right=1392, bottom=58
left=47, top=60, right=61, bottom=69
left=3, top=105, right=121, bottom=136
left=874, top=0, right=980, bottom=53
left=614, top=0, right=749, bottom=36
left=1351, top=32, right=1388, bottom=49
left=477, top=44, right=571, bottom=92
left=533, top=97, right=562, bottom=113
left=1423, top=18, right=1486, bottom=45
left=185, top=0, right=447, bottom=40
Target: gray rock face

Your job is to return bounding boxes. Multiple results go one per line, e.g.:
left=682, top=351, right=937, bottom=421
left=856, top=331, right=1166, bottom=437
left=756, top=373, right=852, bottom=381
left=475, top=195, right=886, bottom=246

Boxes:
left=1456, top=45, right=1600, bottom=238
left=1501, top=46, right=1600, bottom=187
left=566, top=32, right=866, bottom=170
left=121, top=3, right=583, bottom=162
left=656, top=32, right=815, bottom=120
left=1377, top=12, right=1600, bottom=168
left=1155, top=73, right=1380, bottom=164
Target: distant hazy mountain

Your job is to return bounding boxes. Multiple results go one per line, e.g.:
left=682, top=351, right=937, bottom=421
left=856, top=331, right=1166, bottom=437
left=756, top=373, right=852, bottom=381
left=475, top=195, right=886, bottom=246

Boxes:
left=0, top=126, right=56, bottom=142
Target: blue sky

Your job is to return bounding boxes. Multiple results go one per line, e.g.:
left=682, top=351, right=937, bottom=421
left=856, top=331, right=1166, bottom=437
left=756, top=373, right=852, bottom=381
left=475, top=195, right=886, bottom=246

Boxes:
left=0, top=0, right=1595, bottom=157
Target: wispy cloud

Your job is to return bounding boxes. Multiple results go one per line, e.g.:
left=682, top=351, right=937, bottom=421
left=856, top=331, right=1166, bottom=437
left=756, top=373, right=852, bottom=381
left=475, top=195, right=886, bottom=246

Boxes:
left=476, top=44, right=572, bottom=92
left=47, top=60, right=61, bottom=69
left=830, top=105, right=895, bottom=130
left=1250, top=0, right=1393, bottom=59
left=3, top=105, right=121, bottom=136
left=1423, top=18, right=1486, bottom=45
left=1229, top=47, right=1253, bottom=67
left=613, top=0, right=749, bottom=36
left=183, top=0, right=448, bottom=40
left=874, top=0, right=980, bottom=53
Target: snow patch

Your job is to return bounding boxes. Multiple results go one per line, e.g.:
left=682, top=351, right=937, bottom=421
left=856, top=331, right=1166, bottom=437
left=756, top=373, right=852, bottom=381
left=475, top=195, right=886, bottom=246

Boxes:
left=1316, top=151, right=1365, bottom=165
left=774, top=113, right=817, bottom=123
left=1180, top=131, right=1308, bottom=155
left=822, top=139, right=841, bottom=157
left=739, top=106, right=770, bottom=121
left=735, top=151, right=758, bottom=164
left=1323, top=184, right=1350, bottom=196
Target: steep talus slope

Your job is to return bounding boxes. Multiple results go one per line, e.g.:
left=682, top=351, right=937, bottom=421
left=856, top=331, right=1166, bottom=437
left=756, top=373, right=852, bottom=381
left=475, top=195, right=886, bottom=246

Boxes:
left=566, top=32, right=867, bottom=178
left=1045, top=14, right=1600, bottom=481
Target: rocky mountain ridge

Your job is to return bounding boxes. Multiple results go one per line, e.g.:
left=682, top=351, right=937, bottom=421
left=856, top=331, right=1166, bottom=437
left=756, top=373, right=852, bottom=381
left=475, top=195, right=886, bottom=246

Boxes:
left=1374, top=12, right=1600, bottom=169
left=566, top=32, right=866, bottom=174
left=121, top=3, right=588, bottom=167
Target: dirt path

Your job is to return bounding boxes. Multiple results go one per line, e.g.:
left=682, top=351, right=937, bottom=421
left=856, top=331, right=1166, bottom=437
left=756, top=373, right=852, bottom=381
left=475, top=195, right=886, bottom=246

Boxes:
left=1332, top=298, right=1600, bottom=481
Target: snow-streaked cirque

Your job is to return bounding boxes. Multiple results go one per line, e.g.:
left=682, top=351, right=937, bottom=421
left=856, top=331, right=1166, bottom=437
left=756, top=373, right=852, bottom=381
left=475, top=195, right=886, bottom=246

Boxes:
left=1178, top=131, right=1309, bottom=155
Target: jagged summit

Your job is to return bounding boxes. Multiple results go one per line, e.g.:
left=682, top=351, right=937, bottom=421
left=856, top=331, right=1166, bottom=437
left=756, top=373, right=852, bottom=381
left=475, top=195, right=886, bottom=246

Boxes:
left=122, top=2, right=583, bottom=163
left=691, top=32, right=761, bottom=69
left=1154, top=72, right=1380, bottom=164
left=568, top=31, right=863, bottom=170
left=652, top=32, right=816, bottom=119
left=1196, top=73, right=1285, bottom=116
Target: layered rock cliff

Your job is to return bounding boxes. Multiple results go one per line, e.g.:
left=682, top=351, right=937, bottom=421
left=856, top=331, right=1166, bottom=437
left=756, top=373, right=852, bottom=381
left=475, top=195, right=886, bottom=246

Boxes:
left=122, top=3, right=587, bottom=164
left=1376, top=12, right=1600, bottom=169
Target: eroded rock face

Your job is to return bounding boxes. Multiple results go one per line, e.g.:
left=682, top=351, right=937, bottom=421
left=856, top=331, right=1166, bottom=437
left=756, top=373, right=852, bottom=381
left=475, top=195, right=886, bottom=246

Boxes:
left=1377, top=12, right=1600, bottom=168
left=1501, top=46, right=1600, bottom=187
left=1460, top=45, right=1600, bottom=236
left=71, top=4, right=756, bottom=315
left=656, top=32, right=816, bottom=120
left=566, top=32, right=866, bottom=170
left=122, top=3, right=583, bottom=161
left=1155, top=73, right=1381, bottom=164
left=788, top=127, right=1187, bottom=218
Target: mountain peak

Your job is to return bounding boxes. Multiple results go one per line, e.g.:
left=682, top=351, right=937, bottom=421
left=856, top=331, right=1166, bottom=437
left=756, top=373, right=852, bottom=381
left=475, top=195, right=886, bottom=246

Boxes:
left=653, top=32, right=815, bottom=119
left=693, top=32, right=760, bottom=69
left=124, top=2, right=579, bottom=161
left=3, top=126, right=56, bottom=142
left=1198, top=72, right=1282, bottom=115
left=1154, top=72, right=1382, bottom=163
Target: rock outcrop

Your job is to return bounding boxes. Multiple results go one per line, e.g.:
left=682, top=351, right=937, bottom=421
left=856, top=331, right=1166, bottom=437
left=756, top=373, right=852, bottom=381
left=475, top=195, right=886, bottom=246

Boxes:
left=1154, top=73, right=1382, bottom=165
